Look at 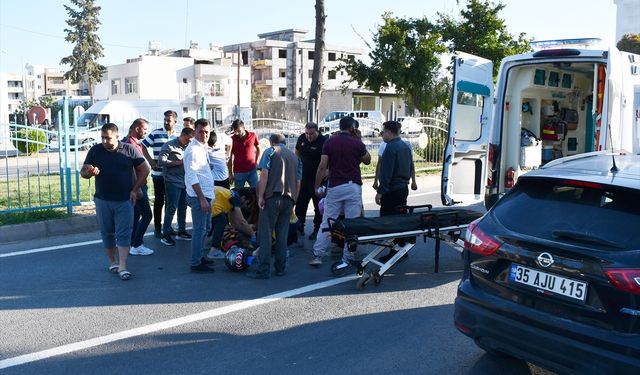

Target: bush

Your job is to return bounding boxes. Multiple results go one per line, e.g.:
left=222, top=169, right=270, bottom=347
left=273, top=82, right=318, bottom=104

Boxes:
left=12, top=129, right=47, bottom=155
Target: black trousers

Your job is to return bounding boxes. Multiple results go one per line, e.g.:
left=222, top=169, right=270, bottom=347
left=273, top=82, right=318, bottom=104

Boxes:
left=294, top=179, right=322, bottom=231
left=380, top=186, right=409, bottom=246
left=152, top=176, right=165, bottom=232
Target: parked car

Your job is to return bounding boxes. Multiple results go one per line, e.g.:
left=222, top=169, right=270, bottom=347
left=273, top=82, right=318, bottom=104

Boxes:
left=397, top=116, right=423, bottom=134
left=454, top=151, right=640, bottom=374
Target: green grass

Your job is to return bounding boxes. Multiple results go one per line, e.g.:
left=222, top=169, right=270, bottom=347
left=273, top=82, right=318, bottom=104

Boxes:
left=0, top=208, right=70, bottom=226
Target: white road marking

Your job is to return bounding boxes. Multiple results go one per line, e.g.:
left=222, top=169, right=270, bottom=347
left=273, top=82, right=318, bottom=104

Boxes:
left=0, top=275, right=357, bottom=370
left=3, top=191, right=439, bottom=259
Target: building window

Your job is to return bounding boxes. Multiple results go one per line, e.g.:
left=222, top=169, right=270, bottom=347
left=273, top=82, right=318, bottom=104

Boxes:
left=328, top=70, right=337, bottom=80
left=206, top=80, right=224, bottom=96
left=111, top=79, right=120, bottom=95
left=125, top=77, right=138, bottom=94
left=279, top=87, right=286, bottom=97
left=308, top=70, right=313, bottom=78
left=328, top=52, right=336, bottom=61
left=241, top=51, right=248, bottom=65
left=279, top=69, right=286, bottom=78
left=347, top=54, right=355, bottom=61
left=308, top=50, right=315, bottom=60
left=278, top=49, right=287, bottom=58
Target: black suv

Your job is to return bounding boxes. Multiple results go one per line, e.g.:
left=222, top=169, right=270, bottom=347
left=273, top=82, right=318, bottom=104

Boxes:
left=454, top=152, right=640, bottom=374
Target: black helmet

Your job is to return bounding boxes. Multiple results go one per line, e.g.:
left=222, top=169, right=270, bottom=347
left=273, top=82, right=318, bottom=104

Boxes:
left=224, top=246, right=253, bottom=271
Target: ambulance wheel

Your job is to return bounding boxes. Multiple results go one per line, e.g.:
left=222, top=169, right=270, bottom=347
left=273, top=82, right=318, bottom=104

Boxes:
left=373, top=272, right=382, bottom=285
left=356, top=273, right=371, bottom=290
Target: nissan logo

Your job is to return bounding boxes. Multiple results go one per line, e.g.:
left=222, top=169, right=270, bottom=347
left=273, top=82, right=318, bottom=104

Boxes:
left=537, top=252, right=554, bottom=268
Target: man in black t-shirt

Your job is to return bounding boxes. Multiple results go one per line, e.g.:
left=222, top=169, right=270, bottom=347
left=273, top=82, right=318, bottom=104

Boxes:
left=82, top=123, right=150, bottom=281
left=294, top=122, right=326, bottom=240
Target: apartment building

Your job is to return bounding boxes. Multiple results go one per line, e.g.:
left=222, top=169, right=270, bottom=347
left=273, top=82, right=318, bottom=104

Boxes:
left=614, top=0, right=640, bottom=41
left=43, top=69, right=89, bottom=97
left=94, top=42, right=251, bottom=124
left=223, top=29, right=364, bottom=101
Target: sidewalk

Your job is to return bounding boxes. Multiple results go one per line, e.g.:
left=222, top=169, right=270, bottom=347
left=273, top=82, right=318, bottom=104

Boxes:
left=0, top=174, right=443, bottom=246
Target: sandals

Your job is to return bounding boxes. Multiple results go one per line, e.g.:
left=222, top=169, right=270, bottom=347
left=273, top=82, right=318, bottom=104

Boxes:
left=118, top=270, right=132, bottom=281
left=108, top=264, right=119, bottom=274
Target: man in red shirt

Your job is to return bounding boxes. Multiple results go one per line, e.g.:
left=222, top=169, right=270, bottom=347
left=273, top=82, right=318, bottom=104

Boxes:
left=227, top=119, right=260, bottom=188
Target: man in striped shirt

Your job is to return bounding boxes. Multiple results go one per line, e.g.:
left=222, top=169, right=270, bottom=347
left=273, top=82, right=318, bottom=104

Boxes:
left=141, top=110, right=178, bottom=238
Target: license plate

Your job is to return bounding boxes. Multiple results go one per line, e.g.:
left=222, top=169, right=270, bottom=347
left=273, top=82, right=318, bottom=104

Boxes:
left=509, top=264, right=588, bottom=303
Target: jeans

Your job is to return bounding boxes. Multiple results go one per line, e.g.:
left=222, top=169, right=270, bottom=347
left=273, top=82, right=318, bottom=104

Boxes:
left=233, top=169, right=258, bottom=188
left=188, top=195, right=212, bottom=266
left=152, top=175, right=166, bottom=232
left=312, top=182, right=363, bottom=261
left=380, top=186, right=409, bottom=246
left=131, top=184, right=152, bottom=248
left=163, top=183, right=187, bottom=236
left=256, top=195, right=294, bottom=275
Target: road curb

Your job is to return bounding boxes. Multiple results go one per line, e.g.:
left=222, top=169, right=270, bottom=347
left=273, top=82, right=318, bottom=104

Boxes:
left=0, top=214, right=100, bottom=244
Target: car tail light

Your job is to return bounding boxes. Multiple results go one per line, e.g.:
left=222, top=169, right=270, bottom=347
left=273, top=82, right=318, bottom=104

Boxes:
left=605, top=269, right=640, bottom=295
left=562, top=179, right=603, bottom=189
left=504, top=167, right=515, bottom=189
left=464, top=219, right=501, bottom=256
left=455, top=321, right=472, bottom=334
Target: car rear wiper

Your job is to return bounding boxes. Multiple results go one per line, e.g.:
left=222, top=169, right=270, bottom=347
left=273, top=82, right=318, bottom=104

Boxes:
left=551, top=230, right=625, bottom=249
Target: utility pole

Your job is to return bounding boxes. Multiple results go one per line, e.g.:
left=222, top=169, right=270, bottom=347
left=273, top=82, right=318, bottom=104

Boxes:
left=237, top=45, right=241, bottom=113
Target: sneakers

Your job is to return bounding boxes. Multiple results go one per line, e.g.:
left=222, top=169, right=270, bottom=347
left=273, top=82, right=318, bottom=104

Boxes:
left=176, top=231, right=192, bottom=241
left=160, top=235, right=176, bottom=246
left=309, top=256, right=323, bottom=266
left=190, top=262, right=215, bottom=272
left=308, top=230, right=318, bottom=241
left=207, top=248, right=226, bottom=260
left=129, top=245, right=154, bottom=256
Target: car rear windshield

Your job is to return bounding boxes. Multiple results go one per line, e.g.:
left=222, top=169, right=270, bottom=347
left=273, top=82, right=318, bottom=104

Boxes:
left=493, top=178, right=640, bottom=251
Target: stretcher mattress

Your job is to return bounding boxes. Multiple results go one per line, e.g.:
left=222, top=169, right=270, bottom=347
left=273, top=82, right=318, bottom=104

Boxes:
left=330, top=207, right=483, bottom=237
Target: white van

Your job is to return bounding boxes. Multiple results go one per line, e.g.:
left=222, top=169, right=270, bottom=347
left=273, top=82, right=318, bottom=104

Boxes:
left=442, top=38, right=640, bottom=208
left=70, top=99, right=181, bottom=148
left=318, top=110, right=385, bottom=136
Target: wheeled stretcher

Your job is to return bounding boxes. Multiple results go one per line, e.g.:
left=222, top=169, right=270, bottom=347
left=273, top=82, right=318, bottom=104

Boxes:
left=327, top=205, right=483, bottom=290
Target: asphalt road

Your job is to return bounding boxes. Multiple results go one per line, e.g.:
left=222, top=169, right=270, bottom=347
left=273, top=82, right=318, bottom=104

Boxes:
left=0, top=175, right=555, bottom=375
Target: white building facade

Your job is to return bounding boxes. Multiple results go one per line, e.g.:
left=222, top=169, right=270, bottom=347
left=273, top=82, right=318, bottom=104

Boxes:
left=94, top=45, right=251, bottom=125
left=614, top=0, right=640, bottom=41
left=223, top=29, right=364, bottom=101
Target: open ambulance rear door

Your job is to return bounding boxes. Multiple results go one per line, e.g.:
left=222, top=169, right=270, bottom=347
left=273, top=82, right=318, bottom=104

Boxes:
left=441, top=52, right=493, bottom=206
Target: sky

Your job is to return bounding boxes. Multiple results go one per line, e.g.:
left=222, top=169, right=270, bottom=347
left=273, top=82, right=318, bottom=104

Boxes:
left=0, top=0, right=618, bottom=75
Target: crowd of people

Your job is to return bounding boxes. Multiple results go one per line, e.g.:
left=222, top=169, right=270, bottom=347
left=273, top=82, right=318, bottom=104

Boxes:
left=81, top=111, right=416, bottom=281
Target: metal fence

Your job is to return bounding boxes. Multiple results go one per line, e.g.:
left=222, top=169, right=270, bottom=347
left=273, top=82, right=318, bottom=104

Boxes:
left=0, top=109, right=448, bottom=214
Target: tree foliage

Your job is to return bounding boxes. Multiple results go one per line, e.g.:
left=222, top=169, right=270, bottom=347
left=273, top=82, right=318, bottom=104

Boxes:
left=437, top=0, right=531, bottom=78
left=341, top=1, right=531, bottom=115
left=617, top=33, right=640, bottom=55
left=60, top=0, right=105, bottom=96
left=340, top=13, right=448, bottom=115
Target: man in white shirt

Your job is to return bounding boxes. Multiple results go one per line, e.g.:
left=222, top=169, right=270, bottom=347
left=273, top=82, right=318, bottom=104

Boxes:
left=184, top=119, right=216, bottom=272
left=207, top=129, right=232, bottom=188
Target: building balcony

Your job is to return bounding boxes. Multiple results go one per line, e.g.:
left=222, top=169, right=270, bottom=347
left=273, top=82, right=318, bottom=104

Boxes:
left=254, top=79, right=273, bottom=86
left=251, top=59, right=272, bottom=69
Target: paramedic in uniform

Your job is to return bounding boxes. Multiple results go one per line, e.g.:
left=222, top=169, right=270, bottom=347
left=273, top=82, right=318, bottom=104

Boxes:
left=309, top=116, right=371, bottom=267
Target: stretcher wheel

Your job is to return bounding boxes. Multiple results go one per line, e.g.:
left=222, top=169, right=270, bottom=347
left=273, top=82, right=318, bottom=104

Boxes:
left=356, top=273, right=371, bottom=290
left=373, top=272, right=382, bottom=285
left=356, top=264, right=364, bottom=276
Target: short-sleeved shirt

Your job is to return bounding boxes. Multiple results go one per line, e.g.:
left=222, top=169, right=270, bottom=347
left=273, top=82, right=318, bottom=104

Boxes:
left=142, top=129, right=177, bottom=177
left=211, top=186, right=242, bottom=217
left=257, top=143, right=302, bottom=201
left=84, top=142, right=145, bottom=201
left=208, top=143, right=229, bottom=181
left=231, top=131, right=259, bottom=173
left=322, top=132, right=367, bottom=187
left=295, top=133, right=325, bottom=180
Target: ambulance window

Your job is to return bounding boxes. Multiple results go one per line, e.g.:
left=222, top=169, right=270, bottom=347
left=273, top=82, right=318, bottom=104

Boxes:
left=454, top=91, right=484, bottom=141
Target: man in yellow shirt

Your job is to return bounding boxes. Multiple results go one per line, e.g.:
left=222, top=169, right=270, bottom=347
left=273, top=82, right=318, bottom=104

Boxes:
left=208, top=186, right=257, bottom=259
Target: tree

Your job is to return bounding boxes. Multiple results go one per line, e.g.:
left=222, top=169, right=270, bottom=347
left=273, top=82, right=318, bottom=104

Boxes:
left=60, top=0, right=106, bottom=98
left=340, top=13, right=448, bottom=115
left=617, top=33, right=640, bottom=55
left=308, top=0, right=326, bottom=122
left=437, top=0, right=531, bottom=78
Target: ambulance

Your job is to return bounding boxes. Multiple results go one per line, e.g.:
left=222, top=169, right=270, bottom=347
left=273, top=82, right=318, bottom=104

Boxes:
left=441, top=38, right=640, bottom=209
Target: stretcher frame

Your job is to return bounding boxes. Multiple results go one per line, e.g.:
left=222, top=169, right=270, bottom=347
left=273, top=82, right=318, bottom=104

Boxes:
left=327, top=204, right=479, bottom=290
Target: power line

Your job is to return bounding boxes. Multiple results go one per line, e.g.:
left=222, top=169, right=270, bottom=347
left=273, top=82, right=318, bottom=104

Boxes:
left=0, top=23, right=146, bottom=49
